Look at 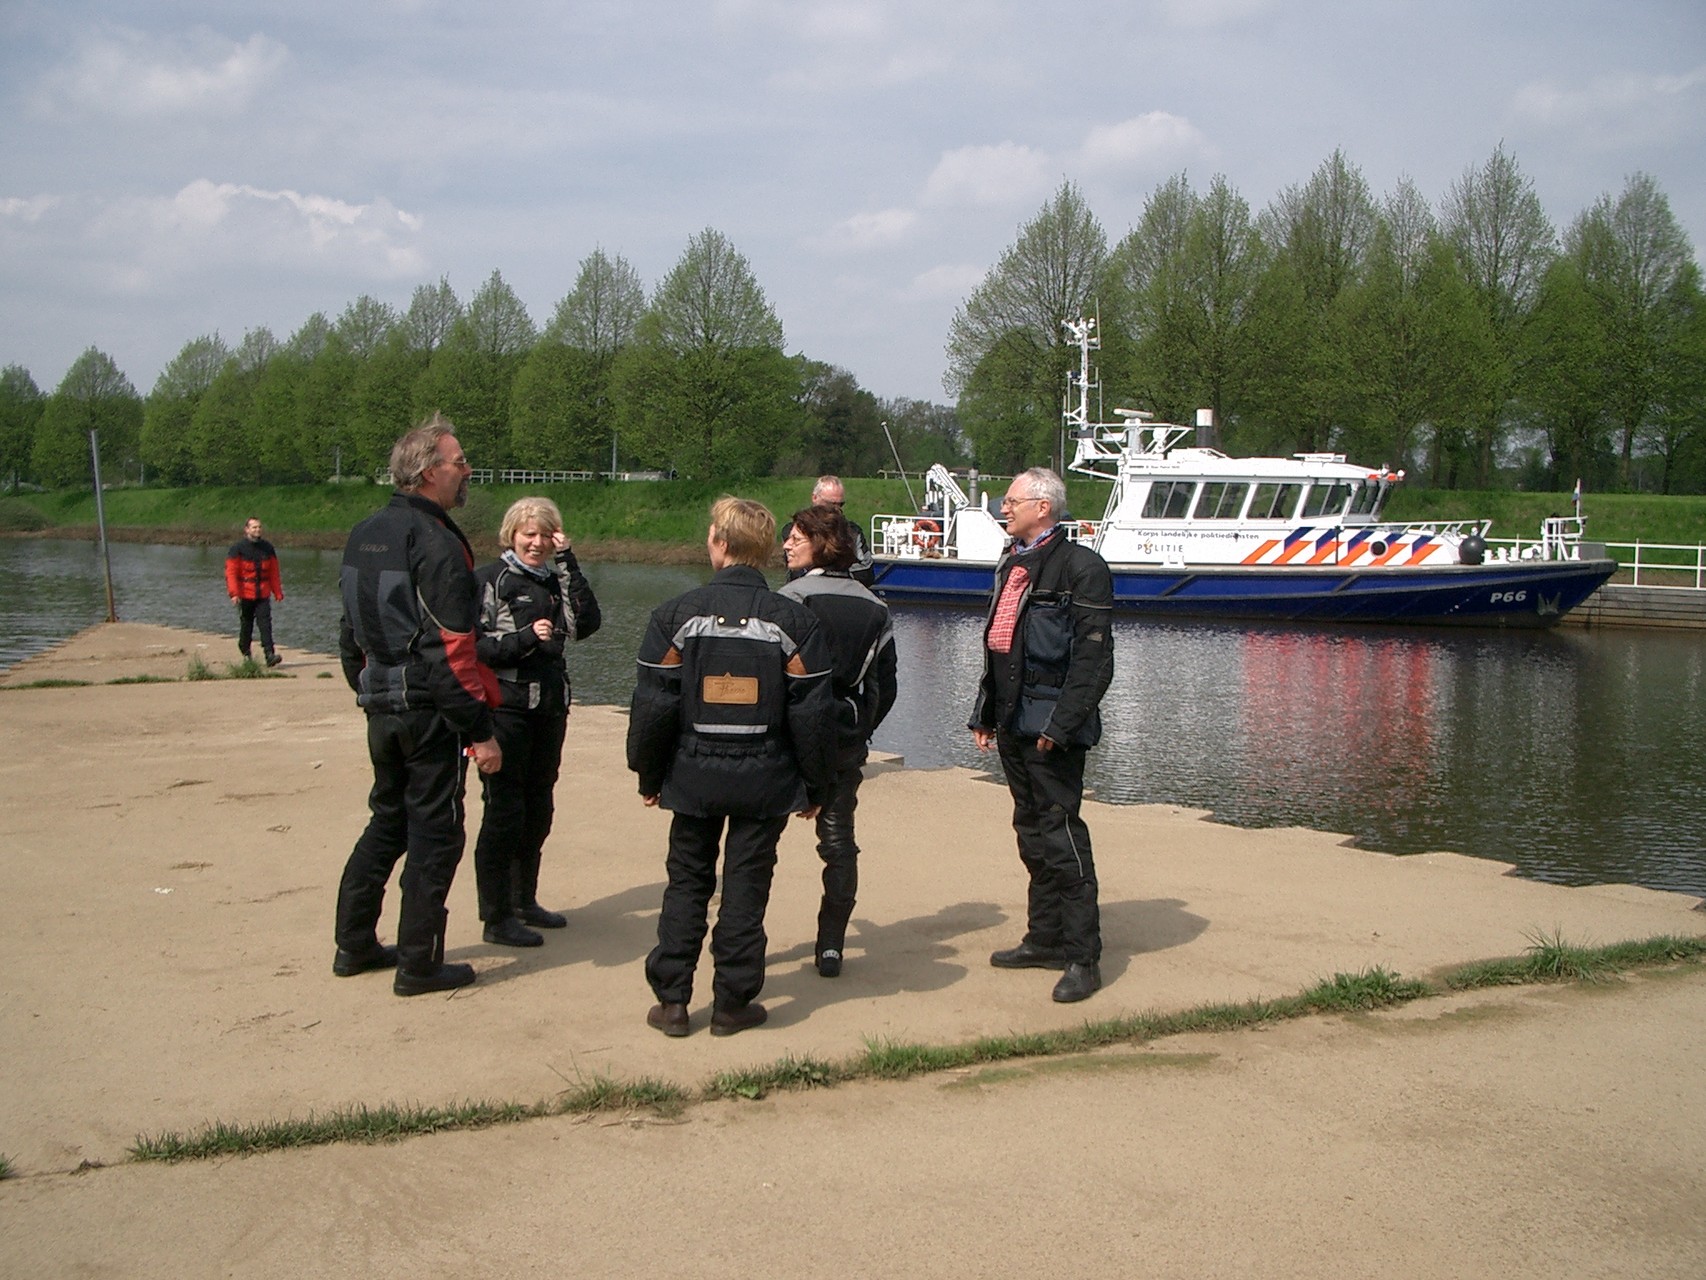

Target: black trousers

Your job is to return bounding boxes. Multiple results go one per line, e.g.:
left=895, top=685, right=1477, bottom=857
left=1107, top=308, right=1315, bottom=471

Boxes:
left=472, top=708, right=567, bottom=921
left=813, top=762, right=865, bottom=954
left=645, top=811, right=787, bottom=1010
left=237, top=598, right=275, bottom=657
left=996, top=730, right=1101, bottom=965
left=335, top=710, right=468, bottom=972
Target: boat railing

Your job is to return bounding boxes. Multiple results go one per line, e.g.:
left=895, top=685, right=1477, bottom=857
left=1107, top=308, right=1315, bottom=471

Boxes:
left=872, top=511, right=949, bottom=558
left=1486, top=535, right=1704, bottom=589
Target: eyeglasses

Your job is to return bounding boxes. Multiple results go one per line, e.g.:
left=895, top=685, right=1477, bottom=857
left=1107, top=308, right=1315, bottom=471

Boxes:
left=1001, top=495, right=1043, bottom=508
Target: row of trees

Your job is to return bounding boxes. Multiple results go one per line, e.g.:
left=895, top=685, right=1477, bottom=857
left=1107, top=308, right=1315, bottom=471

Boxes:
left=3, top=148, right=1701, bottom=496
left=0, top=231, right=966, bottom=492
left=948, top=148, right=1706, bottom=493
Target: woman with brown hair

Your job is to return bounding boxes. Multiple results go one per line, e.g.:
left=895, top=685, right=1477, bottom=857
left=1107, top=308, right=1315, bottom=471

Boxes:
left=779, top=504, right=898, bottom=977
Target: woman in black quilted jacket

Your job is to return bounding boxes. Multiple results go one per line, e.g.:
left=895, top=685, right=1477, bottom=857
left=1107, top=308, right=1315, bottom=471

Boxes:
left=471, top=496, right=601, bottom=947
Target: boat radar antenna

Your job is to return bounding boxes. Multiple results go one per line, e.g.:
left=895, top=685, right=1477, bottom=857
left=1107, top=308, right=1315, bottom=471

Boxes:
left=880, top=419, right=920, bottom=513
left=1062, top=317, right=1099, bottom=442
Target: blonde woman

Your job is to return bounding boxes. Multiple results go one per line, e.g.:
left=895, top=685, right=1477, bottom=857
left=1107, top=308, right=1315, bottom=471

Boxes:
left=471, top=497, right=601, bottom=947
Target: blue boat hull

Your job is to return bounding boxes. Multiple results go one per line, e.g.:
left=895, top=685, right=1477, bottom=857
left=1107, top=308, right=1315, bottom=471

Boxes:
left=869, top=556, right=1619, bottom=627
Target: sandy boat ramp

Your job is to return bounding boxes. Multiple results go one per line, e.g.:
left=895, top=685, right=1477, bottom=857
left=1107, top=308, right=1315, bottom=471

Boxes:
left=2, top=623, right=1703, bottom=1277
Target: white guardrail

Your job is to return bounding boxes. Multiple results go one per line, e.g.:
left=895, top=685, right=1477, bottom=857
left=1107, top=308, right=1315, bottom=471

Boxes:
left=1490, top=538, right=1706, bottom=590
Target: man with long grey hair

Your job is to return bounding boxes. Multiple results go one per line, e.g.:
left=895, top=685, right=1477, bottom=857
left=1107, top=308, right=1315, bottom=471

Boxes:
left=333, top=414, right=503, bottom=997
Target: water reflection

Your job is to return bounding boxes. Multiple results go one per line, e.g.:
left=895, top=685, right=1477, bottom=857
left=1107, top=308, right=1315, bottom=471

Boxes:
left=3, top=538, right=1702, bottom=896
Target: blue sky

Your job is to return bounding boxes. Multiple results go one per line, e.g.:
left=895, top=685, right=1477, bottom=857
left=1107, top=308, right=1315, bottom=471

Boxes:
left=3, top=0, right=1702, bottom=409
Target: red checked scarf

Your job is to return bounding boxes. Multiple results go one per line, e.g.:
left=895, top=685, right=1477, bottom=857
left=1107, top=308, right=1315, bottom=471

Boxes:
left=986, top=564, right=1028, bottom=653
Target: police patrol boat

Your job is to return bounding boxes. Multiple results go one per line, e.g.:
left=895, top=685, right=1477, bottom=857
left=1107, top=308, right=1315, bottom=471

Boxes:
left=867, top=319, right=1618, bottom=627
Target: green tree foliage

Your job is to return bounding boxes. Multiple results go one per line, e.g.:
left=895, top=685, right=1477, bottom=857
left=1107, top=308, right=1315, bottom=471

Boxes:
left=350, top=332, right=425, bottom=476
left=1648, top=290, right=1706, bottom=493
left=1440, top=144, right=1557, bottom=485
left=188, top=329, right=276, bottom=484
left=616, top=230, right=793, bottom=479
left=947, top=183, right=1107, bottom=470
left=0, top=364, right=44, bottom=488
left=879, top=397, right=967, bottom=473
left=334, top=298, right=411, bottom=474
left=1523, top=255, right=1612, bottom=488
left=1567, top=173, right=1701, bottom=487
left=546, top=248, right=645, bottom=352
left=142, top=335, right=228, bottom=485
left=1340, top=181, right=1494, bottom=473
left=402, top=277, right=463, bottom=354
left=513, top=250, right=647, bottom=470
left=786, top=360, right=886, bottom=477
left=417, top=269, right=536, bottom=470
left=33, top=348, right=142, bottom=488
left=1103, top=173, right=1262, bottom=441
left=510, top=342, right=609, bottom=470
left=1244, top=150, right=1377, bottom=454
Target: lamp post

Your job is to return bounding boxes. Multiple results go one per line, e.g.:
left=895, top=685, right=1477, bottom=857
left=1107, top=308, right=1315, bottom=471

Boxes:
left=87, top=429, right=117, bottom=623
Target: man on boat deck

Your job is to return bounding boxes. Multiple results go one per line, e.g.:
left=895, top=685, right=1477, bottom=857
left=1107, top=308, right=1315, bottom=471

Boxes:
left=970, top=466, right=1115, bottom=1003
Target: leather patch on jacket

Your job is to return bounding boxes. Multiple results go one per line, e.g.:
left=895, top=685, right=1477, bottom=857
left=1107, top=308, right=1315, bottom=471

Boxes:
left=702, top=673, right=759, bottom=704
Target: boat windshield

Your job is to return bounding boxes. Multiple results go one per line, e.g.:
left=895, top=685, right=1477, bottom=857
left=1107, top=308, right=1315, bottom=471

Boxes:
left=1348, top=480, right=1383, bottom=517
left=1301, top=482, right=1354, bottom=519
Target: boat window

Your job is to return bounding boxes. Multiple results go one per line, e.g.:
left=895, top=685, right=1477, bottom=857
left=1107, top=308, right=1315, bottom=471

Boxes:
left=1192, top=482, right=1247, bottom=519
left=1249, top=482, right=1304, bottom=520
left=1142, top=480, right=1197, bottom=519
left=1347, top=481, right=1382, bottom=516
left=1301, top=482, right=1353, bottom=519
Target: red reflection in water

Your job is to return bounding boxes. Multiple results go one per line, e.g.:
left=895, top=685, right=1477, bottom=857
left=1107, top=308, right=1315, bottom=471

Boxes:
left=1233, top=630, right=1440, bottom=821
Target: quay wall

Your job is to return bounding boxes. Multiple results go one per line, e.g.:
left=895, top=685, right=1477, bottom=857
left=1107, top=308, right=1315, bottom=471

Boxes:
left=1562, top=585, right=1706, bottom=630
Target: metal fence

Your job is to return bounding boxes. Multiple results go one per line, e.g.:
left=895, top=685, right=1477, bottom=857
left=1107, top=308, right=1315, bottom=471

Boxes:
left=1489, top=537, right=1706, bottom=590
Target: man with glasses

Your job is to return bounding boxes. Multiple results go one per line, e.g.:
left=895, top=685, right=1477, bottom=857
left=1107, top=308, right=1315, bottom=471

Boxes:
left=970, top=468, right=1114, bottom=1002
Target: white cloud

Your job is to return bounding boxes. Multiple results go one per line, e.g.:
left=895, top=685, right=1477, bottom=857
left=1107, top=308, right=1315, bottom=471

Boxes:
left=922, top=142, right=1054, bottom=207
left=0, top=196, right=59, bottom=222
left=57, top=181, right=427, bottom=292
left=1511, top=65, right=1706, bottom=149
left=33, top=27, right=287, bottom=118
left=909, top=263, right=987, bottom=299
left=1077, top=113, right=1209, bottom=172
left=813, top=207, right=918, bottom=251
left=1078, top=112, right=1214, bottom=173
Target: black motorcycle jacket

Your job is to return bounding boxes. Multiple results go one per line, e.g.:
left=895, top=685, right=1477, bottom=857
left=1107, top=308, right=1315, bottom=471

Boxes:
left=970, top=526, right=1114, bottom=747
left=627, top=564, right=836, bottom=817
left=338, top=491, right=498, bottom=740
left=475, top=547, right=602, bottom=717
left=778, top=569, right=897, bottom=766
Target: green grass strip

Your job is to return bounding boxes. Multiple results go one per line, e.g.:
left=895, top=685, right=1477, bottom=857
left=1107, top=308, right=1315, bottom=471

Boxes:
left=1439, top=930, right=1706, bottom=990
left=0, top=678, right=93, bottom=690
left=124, top=935, right=1703, bottom=1164
left=130, top=1076, right=688, bottom=1163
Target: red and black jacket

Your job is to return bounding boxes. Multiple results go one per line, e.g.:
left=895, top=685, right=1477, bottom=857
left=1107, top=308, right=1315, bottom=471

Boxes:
left=337, top=492, right=499, bottom=740
left=225, top=538, right=283, bottom=601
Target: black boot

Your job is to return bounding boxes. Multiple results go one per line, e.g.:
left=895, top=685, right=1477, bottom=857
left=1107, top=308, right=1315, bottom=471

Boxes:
left=394, top=916, right=476, bottom=996
left=483, top=915, right=543, bottom=948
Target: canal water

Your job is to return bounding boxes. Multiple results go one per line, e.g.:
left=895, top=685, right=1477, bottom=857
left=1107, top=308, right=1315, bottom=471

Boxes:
left=4, top=537, right=1704, bottom=898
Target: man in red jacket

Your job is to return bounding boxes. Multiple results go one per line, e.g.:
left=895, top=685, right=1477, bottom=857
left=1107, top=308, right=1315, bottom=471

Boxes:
left=225, top=517, right=284, bottom=666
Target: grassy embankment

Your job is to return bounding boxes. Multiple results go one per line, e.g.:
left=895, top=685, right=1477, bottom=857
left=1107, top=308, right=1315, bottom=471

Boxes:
left=5, top=479, right=1706, bottom=562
